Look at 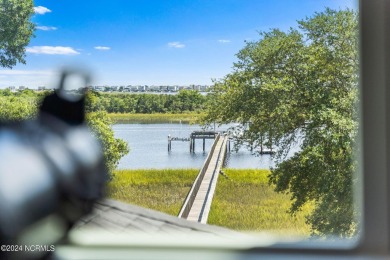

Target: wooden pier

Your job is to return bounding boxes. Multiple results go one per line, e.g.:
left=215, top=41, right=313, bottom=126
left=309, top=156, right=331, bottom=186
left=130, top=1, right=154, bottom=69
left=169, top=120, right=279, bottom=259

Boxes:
left=174, top=130, right=274, bottom=223
left=178, top=134, right=229, bottom=223
left=168, top=131, right=219, bottom=152
left=167, top=135, right=190, bottom=152
left=259, top=144, right=275, bottom=155
left=189, top=131, right=218, bottom=153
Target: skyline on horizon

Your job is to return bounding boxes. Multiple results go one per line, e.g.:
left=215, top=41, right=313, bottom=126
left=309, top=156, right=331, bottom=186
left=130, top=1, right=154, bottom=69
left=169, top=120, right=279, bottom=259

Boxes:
left=0, top=0, right=357, bottom=89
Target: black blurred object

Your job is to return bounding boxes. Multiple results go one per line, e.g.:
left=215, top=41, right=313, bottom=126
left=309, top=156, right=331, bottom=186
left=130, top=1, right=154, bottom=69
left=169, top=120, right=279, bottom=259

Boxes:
left=40, top=70, right=89, bottom=125
left=0, top=71, right=107, bottom=259
left=40, top=91, right=85, bottom=125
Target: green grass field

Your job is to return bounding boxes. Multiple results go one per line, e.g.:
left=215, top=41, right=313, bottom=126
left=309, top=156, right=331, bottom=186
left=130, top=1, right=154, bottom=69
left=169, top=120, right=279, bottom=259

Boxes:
left=108, top=113, right=203, bottom=124
left=107, top=169, right=198, bottom=215
left=207, top=169, right=313, bottom=236
left=107, top=168, right=312, bottom=236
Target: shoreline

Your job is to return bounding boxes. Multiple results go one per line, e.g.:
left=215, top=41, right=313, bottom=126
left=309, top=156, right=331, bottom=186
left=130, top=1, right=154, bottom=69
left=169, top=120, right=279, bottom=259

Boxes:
left=108, top=112, right=204, bottom=124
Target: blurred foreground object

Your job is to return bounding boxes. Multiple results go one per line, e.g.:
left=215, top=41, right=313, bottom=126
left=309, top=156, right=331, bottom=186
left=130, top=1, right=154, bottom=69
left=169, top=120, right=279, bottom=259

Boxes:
left=0, top=70, right=107, bottom=259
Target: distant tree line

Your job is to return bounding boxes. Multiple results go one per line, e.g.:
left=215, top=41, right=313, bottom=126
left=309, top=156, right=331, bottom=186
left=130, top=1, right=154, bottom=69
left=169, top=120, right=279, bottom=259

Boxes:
left=0, top=88, right=209, bottom=115
left=85, top=89, right=209, bottom=114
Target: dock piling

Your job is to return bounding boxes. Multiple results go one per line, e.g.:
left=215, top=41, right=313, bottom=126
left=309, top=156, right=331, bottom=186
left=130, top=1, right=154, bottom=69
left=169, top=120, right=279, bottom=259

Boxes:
left=192, top=138, right=195, bottom=152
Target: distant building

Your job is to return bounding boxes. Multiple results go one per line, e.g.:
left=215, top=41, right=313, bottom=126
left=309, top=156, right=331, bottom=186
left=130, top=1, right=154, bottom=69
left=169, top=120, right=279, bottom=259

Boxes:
left=138, top=85, right=149, bottom=92
left=94, top=86, right=105, bottom=92
left=199, top=85, right=209, bottom=92
left=159, top=86, right=169, bottom=92
left=79, top=84, right=209, bottom=94
left=149, top=85, right=159, bottom=92
left=8, top=86, right=16, bottom=92
left=167, top=86, right=177, bottom=92
left=130, top=86, right=139, bottom=92
left=192, top=85, right=201, bottom=91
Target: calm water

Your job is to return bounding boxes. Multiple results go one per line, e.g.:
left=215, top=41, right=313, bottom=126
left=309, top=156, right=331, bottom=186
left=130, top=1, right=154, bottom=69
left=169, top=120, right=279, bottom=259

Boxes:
left=113, top=123, right=275, bottom=169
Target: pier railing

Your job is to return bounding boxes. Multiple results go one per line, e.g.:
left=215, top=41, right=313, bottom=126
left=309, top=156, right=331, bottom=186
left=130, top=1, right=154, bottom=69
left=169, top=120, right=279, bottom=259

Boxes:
left=178, top=134, right=221, bottom=219
left=198, top=134, right=228, bottom=223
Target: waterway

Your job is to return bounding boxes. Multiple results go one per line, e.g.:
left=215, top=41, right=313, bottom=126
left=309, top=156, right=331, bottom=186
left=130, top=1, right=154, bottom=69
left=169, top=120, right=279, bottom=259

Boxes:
left=113, top=123, right=275, bottom=169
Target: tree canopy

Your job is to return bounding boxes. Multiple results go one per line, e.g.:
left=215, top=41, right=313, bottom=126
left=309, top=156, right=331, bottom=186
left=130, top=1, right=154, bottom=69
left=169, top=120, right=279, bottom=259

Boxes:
left=0, top=0, right=35, bottom=68
left=86, top=111, right=129, bottom=174
left=85, top=90, right=208, bottom=114
left=203, top=8, right=359, bottom=237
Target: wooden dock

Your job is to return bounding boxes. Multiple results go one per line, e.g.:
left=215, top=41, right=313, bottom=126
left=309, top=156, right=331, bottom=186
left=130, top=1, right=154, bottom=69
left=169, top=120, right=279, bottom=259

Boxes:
left=178, top=134, right=228, bottom=223
left=168, top=131, right=219, bottom=152
left=189, top=131, right=218, bottom=153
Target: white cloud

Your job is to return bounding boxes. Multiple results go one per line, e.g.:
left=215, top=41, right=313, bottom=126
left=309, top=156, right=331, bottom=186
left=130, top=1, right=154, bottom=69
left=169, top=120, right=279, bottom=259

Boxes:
left=0, top=70, right=56, bottom=88
left=26, top=46, right=80, bottom=55
left=94, top=46, right=111, bottom=51
left=218, top=39, right=231, bottom=44
left=36, top=26, right=57, bottom=31
left=34, top=6, right=51, bottom=15
left=168, top=42, right=185, bottom=48
left=0, top=70, right=53, bottom=76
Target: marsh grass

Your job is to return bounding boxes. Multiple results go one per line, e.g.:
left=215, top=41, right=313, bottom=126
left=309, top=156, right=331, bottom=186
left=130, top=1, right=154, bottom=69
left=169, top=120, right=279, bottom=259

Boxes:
left=107, top=168, right=312, bottom=236
left=208, top=169, right=313, bottom=236
left=108, top=113, right=203, bottom=124
left=107, top=169, right=198, bottom=216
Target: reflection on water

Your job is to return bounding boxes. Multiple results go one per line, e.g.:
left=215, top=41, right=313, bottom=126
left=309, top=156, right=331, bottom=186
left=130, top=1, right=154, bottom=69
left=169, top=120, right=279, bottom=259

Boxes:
left=113, top=123, right=276, bottom=169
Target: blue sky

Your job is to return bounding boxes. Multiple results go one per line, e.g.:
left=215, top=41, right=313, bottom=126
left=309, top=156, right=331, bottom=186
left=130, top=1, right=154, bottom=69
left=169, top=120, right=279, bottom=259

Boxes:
left=0, top=0, right=357, bottom=88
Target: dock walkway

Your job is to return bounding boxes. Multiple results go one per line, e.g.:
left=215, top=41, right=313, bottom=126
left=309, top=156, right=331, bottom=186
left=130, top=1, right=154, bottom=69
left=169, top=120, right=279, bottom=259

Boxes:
left=178, top=134, right=228, bottom=223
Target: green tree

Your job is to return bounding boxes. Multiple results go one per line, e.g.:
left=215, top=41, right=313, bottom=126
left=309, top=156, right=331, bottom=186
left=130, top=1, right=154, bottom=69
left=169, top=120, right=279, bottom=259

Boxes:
left=86, top=111, right=129, bottom=174
left=85, top=91, right=208, bottom=114
left=175, top=89, right=204, bottom=112
left=0, top=0, right=35, bottom=68
left=0, top=96, right=37, bottom=120
left=203, top=9, right=358, bottom=237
